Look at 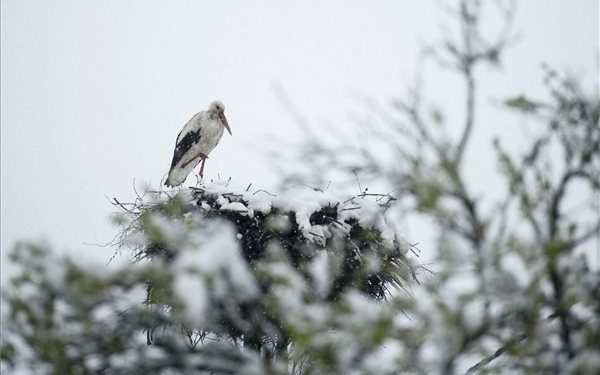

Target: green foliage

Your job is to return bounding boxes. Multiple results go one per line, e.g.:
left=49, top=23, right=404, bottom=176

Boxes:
left=504, top=95, right=542, bottom=113
left=1, top=183, right=419, bottom=375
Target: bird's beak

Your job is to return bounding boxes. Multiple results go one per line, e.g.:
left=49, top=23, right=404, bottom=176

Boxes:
left=219, top=112, right=232, bottom=135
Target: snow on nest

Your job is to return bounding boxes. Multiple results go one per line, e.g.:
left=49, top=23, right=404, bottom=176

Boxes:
left=183, top=178, right=405, bottom=249
left=171, top=219, right=259, bottom=327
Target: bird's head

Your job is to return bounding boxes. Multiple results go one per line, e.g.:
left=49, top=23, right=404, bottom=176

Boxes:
left=209, top=100, right=232, bottom=136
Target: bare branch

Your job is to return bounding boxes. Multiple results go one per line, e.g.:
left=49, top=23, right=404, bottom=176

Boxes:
left=455, top=68, right=475, bottom=165
left=464, top=334, right=528, bottom=374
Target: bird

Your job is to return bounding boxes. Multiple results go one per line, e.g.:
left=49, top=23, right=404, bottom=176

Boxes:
left=164, top=101, right=232, bottom=187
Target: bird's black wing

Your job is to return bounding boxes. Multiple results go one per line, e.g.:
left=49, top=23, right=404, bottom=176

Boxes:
left=169, top=128, right=202, bottom=169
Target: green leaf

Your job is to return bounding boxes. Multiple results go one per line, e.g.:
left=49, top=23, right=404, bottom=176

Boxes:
left=504, top=95, right=541, bottom=113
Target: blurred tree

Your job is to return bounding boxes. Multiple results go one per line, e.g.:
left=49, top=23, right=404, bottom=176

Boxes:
left=273, top=0, right=600, bottom=373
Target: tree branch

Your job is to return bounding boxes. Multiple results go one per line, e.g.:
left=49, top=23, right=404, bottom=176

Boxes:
left=455, top=53, right=476, bottom=165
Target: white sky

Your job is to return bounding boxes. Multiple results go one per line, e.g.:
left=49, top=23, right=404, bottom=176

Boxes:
left=1, top=1, right=598, bottom=279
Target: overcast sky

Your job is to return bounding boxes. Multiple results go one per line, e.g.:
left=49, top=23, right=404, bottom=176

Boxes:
left=1, top=1, right=598, bottom=279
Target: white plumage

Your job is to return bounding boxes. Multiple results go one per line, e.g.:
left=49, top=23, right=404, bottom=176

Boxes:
left=165, top=101, right=232, bottom=187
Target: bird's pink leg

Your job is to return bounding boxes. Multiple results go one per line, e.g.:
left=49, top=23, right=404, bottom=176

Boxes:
left=181, top=152, right=208, bottom=169
left=198, top=158, right=207, bottom=179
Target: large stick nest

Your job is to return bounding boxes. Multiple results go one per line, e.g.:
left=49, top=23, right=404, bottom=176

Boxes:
left=113, top=180, right=418, bottom=347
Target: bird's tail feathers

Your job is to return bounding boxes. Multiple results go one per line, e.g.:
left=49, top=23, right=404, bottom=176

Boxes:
left=164, top=171, right=176, bottom=187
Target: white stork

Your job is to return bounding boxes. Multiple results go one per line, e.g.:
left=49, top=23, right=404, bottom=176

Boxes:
left=165, top=101, right=232, bottom=187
